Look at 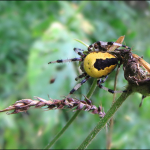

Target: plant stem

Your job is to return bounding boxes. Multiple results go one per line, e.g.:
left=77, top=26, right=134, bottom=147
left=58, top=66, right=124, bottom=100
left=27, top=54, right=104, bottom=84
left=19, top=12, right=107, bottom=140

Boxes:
left=77, top=88, right=132, bottom=149
left=45, top=78, right=97, bottom=149
left=106, top=65, right=121, bottom=149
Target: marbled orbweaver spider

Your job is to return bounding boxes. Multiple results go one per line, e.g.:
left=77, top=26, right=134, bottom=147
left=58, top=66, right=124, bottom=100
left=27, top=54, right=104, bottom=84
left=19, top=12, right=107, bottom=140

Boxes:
left=48, top=40, right=131, bottom=95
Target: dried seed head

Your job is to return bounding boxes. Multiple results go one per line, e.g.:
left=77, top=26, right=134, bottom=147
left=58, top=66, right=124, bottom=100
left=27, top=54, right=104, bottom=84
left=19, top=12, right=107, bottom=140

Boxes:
left=66, top=97, right=74, bottom=102
left=98, top=106, right=102, bottom=112
left=0, top=96, right=105, bottom=118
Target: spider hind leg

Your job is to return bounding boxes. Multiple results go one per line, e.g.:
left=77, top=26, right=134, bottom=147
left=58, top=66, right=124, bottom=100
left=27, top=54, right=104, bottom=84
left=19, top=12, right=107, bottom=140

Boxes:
left=97, top=79, right=126, bottom=94
left=139, top=95, right=146, bottom=107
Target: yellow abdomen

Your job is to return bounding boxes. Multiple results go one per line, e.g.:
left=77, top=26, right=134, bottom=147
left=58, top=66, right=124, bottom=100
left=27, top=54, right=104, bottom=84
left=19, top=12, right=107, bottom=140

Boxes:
left=83, top=52, right=117, bottom=78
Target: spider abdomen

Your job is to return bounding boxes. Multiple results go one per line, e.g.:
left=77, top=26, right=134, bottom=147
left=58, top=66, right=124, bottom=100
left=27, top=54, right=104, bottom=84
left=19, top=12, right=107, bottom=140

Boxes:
left=83, top=52, right=118, bottom=78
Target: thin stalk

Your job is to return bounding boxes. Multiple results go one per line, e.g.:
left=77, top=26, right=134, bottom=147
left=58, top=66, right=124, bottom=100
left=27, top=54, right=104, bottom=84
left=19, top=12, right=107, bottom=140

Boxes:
left=106, top=65, right=121, bottom=149
left=45, top=78, right=97, bottom=149
left=77, top=88, right=132, bottom=149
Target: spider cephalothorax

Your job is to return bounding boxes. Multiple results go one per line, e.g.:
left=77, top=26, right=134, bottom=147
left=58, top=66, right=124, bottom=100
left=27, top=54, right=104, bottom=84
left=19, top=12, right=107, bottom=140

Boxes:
left=48, top=41, right=131, bottom=95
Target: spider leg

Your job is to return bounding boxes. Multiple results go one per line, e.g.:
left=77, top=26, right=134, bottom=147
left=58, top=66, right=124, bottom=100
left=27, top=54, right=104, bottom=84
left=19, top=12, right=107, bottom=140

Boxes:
left=99, top=41, right=131, bottom=50
left=88, top=41, right=131, bottom=51
left=48, top=58, right=82, bottom=64
left=97, top=78, right=126, bottom=94
left=106, top=42, right=131, bottom=50
left=73, top=48, right=85, bottom=57
left=139, top=95, right=146, bottom=107
left=75, top=73, right=87, bottom=81
left=69, top=76, right=91, bottom=94
left=99, top=75, right=108, bottom=84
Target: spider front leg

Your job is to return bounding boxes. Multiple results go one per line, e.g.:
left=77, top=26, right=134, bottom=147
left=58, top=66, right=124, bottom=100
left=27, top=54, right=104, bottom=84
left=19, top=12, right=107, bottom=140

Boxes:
left=48, top=58, right=83, bottom=64
left=88, top=41, right=131, bottom=52
left=69, top=75, right=91, bottom=95
left=48, top=48, right=86, bottom=64
left=97, top=78, right=126, bottom=94
left=73, top=48, right=85, bottom=57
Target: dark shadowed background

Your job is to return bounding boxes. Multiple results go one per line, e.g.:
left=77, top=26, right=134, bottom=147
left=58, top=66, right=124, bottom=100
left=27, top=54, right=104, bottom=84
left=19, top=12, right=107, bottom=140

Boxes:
left=1, top=1, right=150, bottom=149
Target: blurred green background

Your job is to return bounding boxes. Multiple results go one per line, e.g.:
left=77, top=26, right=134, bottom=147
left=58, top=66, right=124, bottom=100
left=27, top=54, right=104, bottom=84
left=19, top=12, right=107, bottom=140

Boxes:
left=1, top=1, right=150, bottom=149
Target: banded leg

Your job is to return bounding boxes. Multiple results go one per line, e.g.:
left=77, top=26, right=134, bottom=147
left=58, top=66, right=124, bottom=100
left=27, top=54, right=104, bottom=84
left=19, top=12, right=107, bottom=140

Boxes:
left=48, top=58, right=82, bottom=64
left=69, top=76, right=91, bottom=94
left=98, top=75, right=108, bottom=84
left=106, top=42, right=131, bottom=49
left=97, top=79, right=127, bottom=94
left=139, top=95, right=146, bottom=107
left=75, top=73, right=87, bottom=81
left=73, top=48, right=85, bottom=57
left=88, top=41, right=131, bottom=52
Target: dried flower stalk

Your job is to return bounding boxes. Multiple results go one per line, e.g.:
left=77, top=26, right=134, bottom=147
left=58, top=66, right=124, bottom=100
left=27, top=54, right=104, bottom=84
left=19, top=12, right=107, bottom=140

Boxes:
left=0, top=96, right=105, bottom=118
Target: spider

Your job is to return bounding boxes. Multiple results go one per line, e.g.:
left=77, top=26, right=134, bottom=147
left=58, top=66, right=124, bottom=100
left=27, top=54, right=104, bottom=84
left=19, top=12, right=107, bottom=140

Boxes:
left=48, top=41, right=131, bottom=95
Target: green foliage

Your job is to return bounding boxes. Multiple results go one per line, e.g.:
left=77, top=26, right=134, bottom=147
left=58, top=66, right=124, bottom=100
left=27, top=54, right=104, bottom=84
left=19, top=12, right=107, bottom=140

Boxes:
left=1, top=1, right=150, bottom=149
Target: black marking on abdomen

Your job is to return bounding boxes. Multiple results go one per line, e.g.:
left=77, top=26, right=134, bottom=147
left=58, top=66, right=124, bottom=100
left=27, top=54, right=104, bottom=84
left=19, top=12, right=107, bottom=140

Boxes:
left=94, top=58, right=118, bottom=71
